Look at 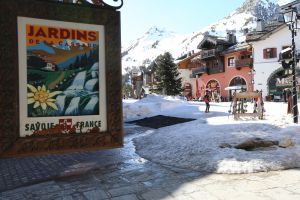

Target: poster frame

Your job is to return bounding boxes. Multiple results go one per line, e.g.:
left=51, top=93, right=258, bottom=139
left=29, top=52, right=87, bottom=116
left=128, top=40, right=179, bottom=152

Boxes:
left=0, top=0, right=123, bottom=157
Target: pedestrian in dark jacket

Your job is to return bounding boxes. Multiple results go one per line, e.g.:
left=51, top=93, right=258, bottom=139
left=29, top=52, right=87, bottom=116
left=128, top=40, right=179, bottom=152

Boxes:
left=204, top=95, right=210, bottom=113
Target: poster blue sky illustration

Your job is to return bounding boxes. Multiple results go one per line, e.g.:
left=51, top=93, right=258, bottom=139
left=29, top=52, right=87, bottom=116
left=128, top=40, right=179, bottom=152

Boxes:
left=26, top=24, right=100, bottom=117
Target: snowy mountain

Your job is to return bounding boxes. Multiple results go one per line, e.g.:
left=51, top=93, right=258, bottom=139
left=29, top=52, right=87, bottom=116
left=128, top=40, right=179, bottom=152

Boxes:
left=121, top=26, right=188, bottom=70
left=54, top=39, right=89, bottom=51
left=27, top=41, right=55, bottom=54
left=122, top=0, right=293, bottom=73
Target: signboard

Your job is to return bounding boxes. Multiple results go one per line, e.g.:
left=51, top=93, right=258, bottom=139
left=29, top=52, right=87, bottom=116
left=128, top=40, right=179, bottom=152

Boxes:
left=276, top=76, right=300, bottom=87
left=18, top=17, right=107, bottom=137
left=0, top=0, right=123, bottom=157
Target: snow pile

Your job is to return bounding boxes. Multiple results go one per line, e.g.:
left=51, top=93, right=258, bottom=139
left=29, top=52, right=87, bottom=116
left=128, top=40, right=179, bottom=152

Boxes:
left=130, top=98, right=300, bottom=174
left=123, top=94, right=185, bottom=121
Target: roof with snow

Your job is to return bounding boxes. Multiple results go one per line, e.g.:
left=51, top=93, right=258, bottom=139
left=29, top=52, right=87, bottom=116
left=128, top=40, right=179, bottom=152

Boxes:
left=221, top=42, right=251, bottom=54
left=280, top=0, right=300, bottom=10
left=246, top=21, right=286, bottom=42
left=197, top=35, right=230, bottom=49
left=176, top=51, right=202, bottom=68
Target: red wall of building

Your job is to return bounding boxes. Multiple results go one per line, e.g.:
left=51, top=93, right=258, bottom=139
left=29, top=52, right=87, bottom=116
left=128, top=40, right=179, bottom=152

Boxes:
left=196, top=51, right=253, bottom=99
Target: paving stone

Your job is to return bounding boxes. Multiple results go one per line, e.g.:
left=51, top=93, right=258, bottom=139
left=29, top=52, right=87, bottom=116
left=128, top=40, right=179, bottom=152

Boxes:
left=108, top=184, right=147, bottom=197
left=111, top=194, right=139, bottom=200
left=141, top=189, right=170, bottom=200
left=70, top=193, right=87, bottom=200
left=83, top=189, right=109, bottom=200
left=0, top=194, right=25, bottom=200
left=0, top=124, right=148, bottom=192
left=263, top=188, right=300, bottom=200
left=285, top=182, right=300, bottom=194
left=229, top=192, right=273, bottom=200
left=188, top=190, right=219, bottom=200
left=169, top=194, right=194, bottom=200
left=174, top=182, right=201, bottom=195
left=202, top=182, right=241, bottom=199
left=61, top=195, right=74, bottom=200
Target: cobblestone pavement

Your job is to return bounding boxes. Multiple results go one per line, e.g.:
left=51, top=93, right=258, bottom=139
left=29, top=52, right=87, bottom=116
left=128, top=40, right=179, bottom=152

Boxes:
left=0, top=124, right=151, bottom=192
left=1, top=124, right=300, bottom=199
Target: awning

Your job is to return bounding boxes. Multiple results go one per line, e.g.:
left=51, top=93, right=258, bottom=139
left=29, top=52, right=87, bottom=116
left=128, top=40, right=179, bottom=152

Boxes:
left=225, top=85, right=245, bottom=91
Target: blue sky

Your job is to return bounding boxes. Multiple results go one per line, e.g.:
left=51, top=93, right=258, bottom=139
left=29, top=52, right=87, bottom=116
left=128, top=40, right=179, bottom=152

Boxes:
left=120, top=0, right=245, bottom=47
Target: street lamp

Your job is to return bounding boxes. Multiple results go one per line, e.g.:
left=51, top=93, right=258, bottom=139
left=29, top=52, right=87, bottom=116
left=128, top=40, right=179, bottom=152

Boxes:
left=282, top=6, right=299, bottom=123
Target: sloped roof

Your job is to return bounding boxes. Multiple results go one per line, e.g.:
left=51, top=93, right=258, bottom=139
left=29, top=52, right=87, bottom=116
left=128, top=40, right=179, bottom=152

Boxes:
left=176, top=51, right=201, bottom=66
left=246, top=22, right=286, bottom=42
left=221, top=42, right=251, bottom=54
left=197, top=35, right=230, bottom=49
left=280, top=0, right=300, bottom=10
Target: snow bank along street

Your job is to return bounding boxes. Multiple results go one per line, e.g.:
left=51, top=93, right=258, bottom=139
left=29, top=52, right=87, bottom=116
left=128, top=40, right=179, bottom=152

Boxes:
left=124, top=95, right=300, bottom=174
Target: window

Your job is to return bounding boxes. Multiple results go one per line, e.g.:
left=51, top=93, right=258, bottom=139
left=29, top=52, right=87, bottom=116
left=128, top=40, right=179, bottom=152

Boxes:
left=207, top=60, right=219, bottom=68
left=210, top=60, right=219, bottom=68
left=241, top=54, right=251, bottom=59
left=228, top=57, right=235, bottom=66
left=263, top=48, right=277, bottom=59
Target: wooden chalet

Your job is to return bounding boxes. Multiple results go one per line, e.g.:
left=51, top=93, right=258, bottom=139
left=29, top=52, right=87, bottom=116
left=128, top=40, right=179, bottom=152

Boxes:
left=177, top=32, right=254, bottom=101
left=193, top=33, right=237, bottom=77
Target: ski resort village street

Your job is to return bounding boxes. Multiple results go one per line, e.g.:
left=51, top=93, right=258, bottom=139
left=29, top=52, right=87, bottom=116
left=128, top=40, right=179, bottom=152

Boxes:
left=1, top=95, right=300, bottom=200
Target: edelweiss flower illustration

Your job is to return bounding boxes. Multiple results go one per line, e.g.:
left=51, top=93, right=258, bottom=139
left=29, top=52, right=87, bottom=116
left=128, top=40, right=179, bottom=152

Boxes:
left=27, top=84, right=62, bottom=110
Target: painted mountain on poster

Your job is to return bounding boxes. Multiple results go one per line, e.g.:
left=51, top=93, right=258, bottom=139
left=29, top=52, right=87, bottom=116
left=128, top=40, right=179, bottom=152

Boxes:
left=27, top=41, right=55, bottom=54
left=27, top=41, right=97, bottom=70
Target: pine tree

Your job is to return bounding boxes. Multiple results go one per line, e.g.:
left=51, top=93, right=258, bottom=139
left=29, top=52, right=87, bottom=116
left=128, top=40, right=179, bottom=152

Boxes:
left=74, top=56, right=80, bottom=69
left=81, top=53, right=88, bottom=68
left=154, top=52, right=182, bottom=95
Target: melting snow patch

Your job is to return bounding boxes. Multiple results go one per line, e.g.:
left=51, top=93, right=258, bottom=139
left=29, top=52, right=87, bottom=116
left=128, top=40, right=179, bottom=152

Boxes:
left=133, top=121, right=300, bottom=174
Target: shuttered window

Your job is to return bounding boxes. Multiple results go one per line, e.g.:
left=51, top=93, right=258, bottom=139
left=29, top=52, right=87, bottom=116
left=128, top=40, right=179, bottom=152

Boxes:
left=228, top=57, right=235, bottom=67
left=263, top=48, right=277, bottom=59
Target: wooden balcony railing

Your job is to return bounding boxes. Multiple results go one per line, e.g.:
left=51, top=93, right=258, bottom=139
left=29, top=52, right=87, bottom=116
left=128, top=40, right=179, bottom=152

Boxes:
left=235, top=58, right=253, bottom=68
left=200, top=49, right=217, bottom=59
left=192, top=66, right=208, bottom=76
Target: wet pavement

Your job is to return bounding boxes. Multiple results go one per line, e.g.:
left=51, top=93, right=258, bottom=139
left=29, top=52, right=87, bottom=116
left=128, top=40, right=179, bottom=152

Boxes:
left=0, top=124, right=151, bottom=192
left=1, top=123, right=300, bottom=199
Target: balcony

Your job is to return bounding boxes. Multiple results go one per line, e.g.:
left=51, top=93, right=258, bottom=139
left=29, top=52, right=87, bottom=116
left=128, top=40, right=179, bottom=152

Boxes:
left=235, top=58, right=253, bottom=68
left=191, top=66, right=208, bottom=77
left=209, top=66, right=224, bottom=74
left=200, top=49, right=218, bottom=59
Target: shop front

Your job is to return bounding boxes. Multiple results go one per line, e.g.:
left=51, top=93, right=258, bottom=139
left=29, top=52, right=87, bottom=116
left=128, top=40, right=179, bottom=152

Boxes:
left=206, top=80, right=221, bottom=102
left=268, top=69, right=300, bottom=101
left=227, top=76, right=247, bottom=101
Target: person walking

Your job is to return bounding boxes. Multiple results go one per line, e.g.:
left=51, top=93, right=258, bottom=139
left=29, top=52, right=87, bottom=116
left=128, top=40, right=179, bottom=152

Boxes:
left=204, top=94, right=210, bottom=113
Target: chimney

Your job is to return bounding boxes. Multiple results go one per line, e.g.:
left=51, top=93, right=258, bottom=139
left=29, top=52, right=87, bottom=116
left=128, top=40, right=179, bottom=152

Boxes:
left=256, top=19, right=264, bottom=32
left=227, top=32, right=237, bottom=44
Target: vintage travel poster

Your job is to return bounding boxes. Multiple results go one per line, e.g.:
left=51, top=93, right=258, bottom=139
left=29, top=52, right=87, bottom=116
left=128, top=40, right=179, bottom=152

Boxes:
left=18, top=17, right=107, bottom=137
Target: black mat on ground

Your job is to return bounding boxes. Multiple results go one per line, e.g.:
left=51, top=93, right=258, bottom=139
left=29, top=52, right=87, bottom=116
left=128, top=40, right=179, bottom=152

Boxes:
left=127, top=115, right=196, bottom=129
